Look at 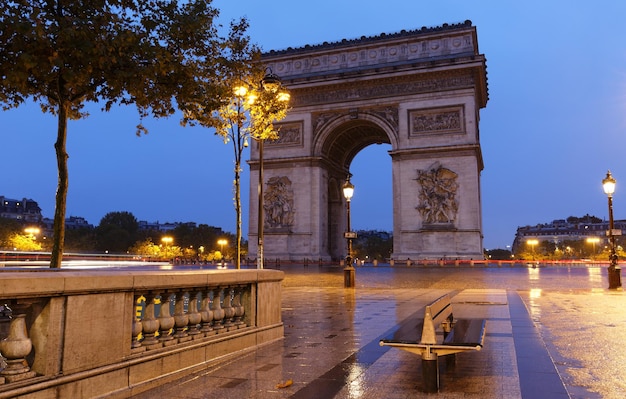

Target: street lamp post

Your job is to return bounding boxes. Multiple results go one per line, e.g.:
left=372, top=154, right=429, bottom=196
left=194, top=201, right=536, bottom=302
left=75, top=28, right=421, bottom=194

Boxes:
left=526, top=239, right=538, bottom=261
left=602, top=170, right=622, bottom=289
left=217, top=239, right=228, bottom=262
left=255, top=69, right=290, bottom=270
left=257, top=136, right=265, bottom=269
left=161, top=236, right=173, bottom=262
left=343, top=176, right=356, bottom=288
left=586, top=237, right=600, bottom=258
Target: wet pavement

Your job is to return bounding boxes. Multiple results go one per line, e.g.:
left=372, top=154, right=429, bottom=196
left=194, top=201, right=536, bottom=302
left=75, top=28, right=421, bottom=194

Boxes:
left=132, top=264, right=625, bottom=398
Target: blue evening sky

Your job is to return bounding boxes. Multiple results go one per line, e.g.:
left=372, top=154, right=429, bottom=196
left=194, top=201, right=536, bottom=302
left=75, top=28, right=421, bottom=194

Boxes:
left=2, top=0, right=626, bottom=250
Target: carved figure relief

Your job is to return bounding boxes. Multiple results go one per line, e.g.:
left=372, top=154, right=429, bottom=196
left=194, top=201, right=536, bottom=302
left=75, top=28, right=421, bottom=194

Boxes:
left=268, top=122, right=303, bottom=147
left=369, top=106, right=399, bottom=132
left=264, top=176, right=295, bottom=229
left=415, top=163, right=459, bottom=225
left=313, top=112, right=341, bottom=133
left=312, top=105, right=399, bottom=136
left=410, top=106, right=463, bottom=136
left=293, top=74, right=474, bottom=108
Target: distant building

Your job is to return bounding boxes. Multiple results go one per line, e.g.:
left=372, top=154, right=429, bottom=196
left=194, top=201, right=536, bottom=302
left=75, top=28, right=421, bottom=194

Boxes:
left=66, top=216, right=93, bottom=230
left=0, top=196, right=42, bottom=223
left=138, top=221, right=198, bottom=232
left=2, top=193, right=225, bottom=238
left=40, top=216, right=94, bottom=239
left=512, top=216, right=626, bottom=253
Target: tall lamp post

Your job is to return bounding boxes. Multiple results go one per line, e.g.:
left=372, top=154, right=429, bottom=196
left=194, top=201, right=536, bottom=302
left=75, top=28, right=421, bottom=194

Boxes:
left=343, top=176, right=356, bottom=288
left=586, top=237, right=600, bottom=258
left=526, top=239, right=538, bottom=261
left=217, top=239, right=228, bottom=262
left=602, top=170, right=622, bottom=289
left=257, top=134, right=265, bottom=269
left=254, top=69, right=290, bottom=269
left=161, top=236, right=173, bottom=262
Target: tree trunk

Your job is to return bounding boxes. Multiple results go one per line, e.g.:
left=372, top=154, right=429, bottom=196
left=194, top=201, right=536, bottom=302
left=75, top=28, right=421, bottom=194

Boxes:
left=50, top=102, right=69, bottom=269
left=234, top=160, right=242, bottom=269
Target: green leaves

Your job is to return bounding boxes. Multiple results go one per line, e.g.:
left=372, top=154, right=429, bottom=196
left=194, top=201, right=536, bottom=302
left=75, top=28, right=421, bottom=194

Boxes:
left=0, top=1, right=250, bottom=267
left=0, top=0, right=229, bottom=124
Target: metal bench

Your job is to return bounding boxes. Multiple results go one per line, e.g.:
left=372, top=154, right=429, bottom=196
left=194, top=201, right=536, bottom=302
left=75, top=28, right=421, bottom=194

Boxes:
left=379, top=294, right=487, bottom=392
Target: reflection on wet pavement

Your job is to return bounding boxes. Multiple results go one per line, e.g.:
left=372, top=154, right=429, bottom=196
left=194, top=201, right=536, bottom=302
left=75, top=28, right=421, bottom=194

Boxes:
left=131, top=264, right=622, bottom=399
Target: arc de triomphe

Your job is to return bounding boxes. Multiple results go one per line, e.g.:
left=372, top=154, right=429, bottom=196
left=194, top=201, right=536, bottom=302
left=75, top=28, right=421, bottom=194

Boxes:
left=248, top=21, right=488, bottom=261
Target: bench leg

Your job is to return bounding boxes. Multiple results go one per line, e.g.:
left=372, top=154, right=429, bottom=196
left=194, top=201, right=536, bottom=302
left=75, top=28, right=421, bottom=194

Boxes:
left=445, top=353, right=456, bottom=368
left=422, top=352, right=439, bottom=393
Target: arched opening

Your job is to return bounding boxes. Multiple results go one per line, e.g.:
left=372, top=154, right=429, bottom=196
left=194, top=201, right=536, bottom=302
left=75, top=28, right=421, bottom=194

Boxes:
left=321, top=120, right=393, bottom=260
left=350, top=144, right=393, bottom=231
left=349, top=143, right=393, bottom=262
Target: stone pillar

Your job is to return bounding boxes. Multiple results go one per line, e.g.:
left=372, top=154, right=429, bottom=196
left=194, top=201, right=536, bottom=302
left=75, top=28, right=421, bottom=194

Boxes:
left=0, top=310, right=37, bottom=383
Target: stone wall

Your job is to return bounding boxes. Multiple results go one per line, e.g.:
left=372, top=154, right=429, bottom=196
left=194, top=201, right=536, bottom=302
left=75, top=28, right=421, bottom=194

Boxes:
left=0, top=268, right=284, bottom=398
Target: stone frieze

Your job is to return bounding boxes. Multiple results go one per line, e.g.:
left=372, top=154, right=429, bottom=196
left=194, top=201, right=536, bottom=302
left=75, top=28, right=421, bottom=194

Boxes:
left=409, top=106, right=464, bottom=136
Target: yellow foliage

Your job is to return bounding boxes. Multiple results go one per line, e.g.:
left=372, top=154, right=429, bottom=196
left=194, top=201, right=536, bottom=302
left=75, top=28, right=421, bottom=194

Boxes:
left=275, top=379, right=293, bottom=389
left=9, top=233, right=42, bottom=251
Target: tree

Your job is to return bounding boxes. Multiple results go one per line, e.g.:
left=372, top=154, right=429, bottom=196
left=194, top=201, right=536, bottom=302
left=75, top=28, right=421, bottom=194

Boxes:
left=64, top=227, right=96, bottom=252
left=183, top=20, right=290, bottom=269
left=9, top=233, right=43, bottom=251
left=352, top=230, right=393, bottom=262
left=129, top=238, right=161, bottom=259
left=0, top=1, right=239, bottom=267
left=96, top=211, right=139, bottom=253
left=485, top=248, right=512, bottom=260
left=0, top=218, right=23, bottom=249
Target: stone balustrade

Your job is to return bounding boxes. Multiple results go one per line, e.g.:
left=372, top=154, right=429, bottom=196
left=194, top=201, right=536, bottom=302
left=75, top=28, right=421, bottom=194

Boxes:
left=0, top=268, right=284, bottom=398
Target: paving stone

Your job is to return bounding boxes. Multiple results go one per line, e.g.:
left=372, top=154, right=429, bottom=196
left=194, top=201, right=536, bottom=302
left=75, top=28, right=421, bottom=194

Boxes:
left=132, top=265, right=618, bottom=398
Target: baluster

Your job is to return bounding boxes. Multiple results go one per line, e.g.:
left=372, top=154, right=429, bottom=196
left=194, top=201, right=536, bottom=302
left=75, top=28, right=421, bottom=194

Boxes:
left=0, top=301, right=37, bottom=382
left=173, top=291, right=191, bottom=342
left=141, top=292, right=161, bottom=350
left=210, top=288, right=225, bottom=333
left=131, top=294, right=144, bottom=352
left=187, top=290, right=202, bottom=339
left=200, top=288, right=215, bottom=336
left=222, top=287, right=235, bottom=331
left=157, top=293, right=176, bottom=346
left=233, top=285, right=246, bottom=328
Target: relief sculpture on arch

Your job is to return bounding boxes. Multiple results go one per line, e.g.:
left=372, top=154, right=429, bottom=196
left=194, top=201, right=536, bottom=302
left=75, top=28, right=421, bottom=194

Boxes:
left=416, top=163, right=459, bottom=227
left=263, top=176, right=295, bottom=231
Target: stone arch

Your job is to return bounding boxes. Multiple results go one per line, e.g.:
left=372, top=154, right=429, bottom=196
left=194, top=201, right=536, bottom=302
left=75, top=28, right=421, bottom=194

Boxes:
left=315, top=116, right=395, bottom=259
left=313, top=111, right=398, bottom=167
left=249, top=21, right=488, bottom=261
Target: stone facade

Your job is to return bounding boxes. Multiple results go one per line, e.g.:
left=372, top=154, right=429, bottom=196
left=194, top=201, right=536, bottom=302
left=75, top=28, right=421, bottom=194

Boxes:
left=0, top=196, right=42, bottom=223
left=249, top=21, right=488, bottom=261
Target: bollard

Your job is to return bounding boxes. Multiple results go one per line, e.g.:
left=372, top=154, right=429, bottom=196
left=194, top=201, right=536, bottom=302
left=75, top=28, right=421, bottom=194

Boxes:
left=344, top=266, right=355, bottom=288
left=344, top=256, right=355, bottom=288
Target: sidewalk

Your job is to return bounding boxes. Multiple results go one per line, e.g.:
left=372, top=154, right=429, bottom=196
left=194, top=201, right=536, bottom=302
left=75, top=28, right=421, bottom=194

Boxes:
left=132, top=265, right=621, bottom=398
